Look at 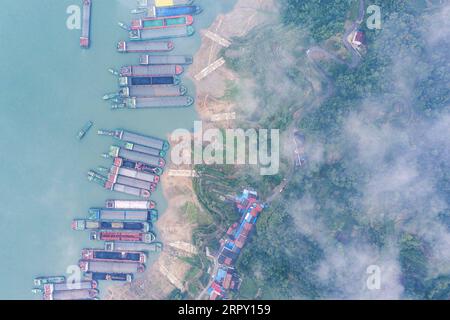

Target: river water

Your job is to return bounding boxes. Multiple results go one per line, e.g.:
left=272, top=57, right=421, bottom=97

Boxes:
left=0, top=0, right=236, bottom=299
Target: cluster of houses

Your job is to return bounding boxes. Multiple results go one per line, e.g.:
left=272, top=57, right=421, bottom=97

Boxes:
left=207, top=190, right=264, bottom=300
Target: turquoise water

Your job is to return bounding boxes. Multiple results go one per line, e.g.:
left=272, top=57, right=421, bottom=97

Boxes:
left=0, top=0, right=236, bottom=300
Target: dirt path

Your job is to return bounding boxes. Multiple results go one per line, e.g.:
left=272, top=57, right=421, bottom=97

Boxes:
left=265, top=0, right=365, bottom=204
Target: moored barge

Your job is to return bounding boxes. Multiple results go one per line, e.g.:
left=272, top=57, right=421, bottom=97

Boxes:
left=80, top=0, right=92, bottom=48
left=44, top=289, right=98, bottom=300
left=131, top=15, right=193, bottom=30
left=119, top=84, right=187, bottom=98
left=105, top=199, right=156, bottom=210
left=119, top=75, right=180, bottom=86
left=79, top=260, right=146, bottom=273
left=85, top=272, right=133, bottom=282
left=82, top=249, right=146, bottom=263
left=113, top=157, right=164, bottom=176
left=105, top=241, right=163, bottom=253
left=129, top=25, right=195, bottom=40
left=112, top=96, right=194, bottom=109
left=72, top=219, right=150, bottom=232
left=108, top=146, right=166, bottom=167
left=111, top=166, right=160, bottom=184
left=117, top=40, right=173, bottom=53
left=124, top=142, right=166, bottom=157
left=120, top=65, right=183, bottom=77
left=139, top=54, right=193, bottom=65
left=88, top=208, right=158, bottom=222
left=151, top=5, right=202, bottom=17
left=90, top=230, right=156, bottom=243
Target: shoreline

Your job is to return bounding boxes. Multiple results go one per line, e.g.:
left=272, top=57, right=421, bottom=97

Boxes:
left=106, top=0, right=275, bottom=300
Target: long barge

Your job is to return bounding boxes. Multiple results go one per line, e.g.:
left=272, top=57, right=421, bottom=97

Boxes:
left=105, top=199, right=156, bottom=210
left=80, top=0, right=92, bottom=48
left=138, top=0, right=194, bottom=9
left=151, top=5, right=202, bottom=17
left=88, top=171, right=152, bottom=199
left=117, top=40, right=173, bottom=53
left=34, top=276, right=65, bottom=286
left=139, top=54, right=193, bottom=65
left=120, top=65, right=183, bottom=77
left=111, top=166, right=160, bottom=184
left=110, top=173, right=156, bottom=192
left=131, top=15, right=193, bottom=30
left=105, top=241, right=163, bottom=253
left=90, top=231, right=155, bottom=243
left=88, top=208, right=158, bottom=222
left=85, top=272, right=133, bottom=282
left=119, top=84, right=186, bottom=98
left=72, top=219, right=151, bottom=232
left=119, top=75, right=180, bottom=87
left=82, top=249, right=146, bottom=263
left=99, top=129, right=169, bottom=151
left=130, top=25, right=195, bottom=40
left=44, top=288, right=98, bottom=300
left=44, top=281, right=97, bottom=292
left=113, top=157, right=164, bottom=176
left=112, top=96, right=194, bottom=109
left=124, top=142, right=165, bottom=157
left=107, top=146, right=166, bottom=167
left=79, top=260, right=146, bottom=273
left=106, top=180, right=152, bottom=198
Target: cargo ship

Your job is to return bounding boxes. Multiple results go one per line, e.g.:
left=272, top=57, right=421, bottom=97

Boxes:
left=119, top=84, right=187, bottom=98
left=82, top=249, right=146, bottom=263
left=111, top=165, right=160, bottom=184
left=44, top=288, right=98, bottom=300
left=151, top=5, right=202, bottom=17
left=105, top=199, right=156, bottom=210
left=131, top=15, right=193, bottom=30
left=106, top=180, right=152, bottom=199
left=119, top=75, right=180, bottom=87
left=80, top=0, right=91, bottom=48
left=98, top=129, right=170, bottom=151
left=112, top=96, right=194, bottom=109
left=90, top=230, right=155, bottom=243
left=120, top=65, right=183, bottom=77
left=85, top=272, right=133, bottom=282
left=88, top=170, right=152, bottom=199
left=124, top=142, right=166, bottom=157
left=88, top=207, right=158, bottom=222
left=113, top=157, right=164, bottom=176
left=79, top=260, right=146, bottom=273
left=139, top=54, right=193, bottom=65
left=138, top=0, right=193, bottom=9
left=109, top=173, right=156, bottom=192
left=72, top=219, right=151, bottom=232
left=107, top=145, right=166, bottom=167
left=77, top=121, right=93, bottom=140
left=33, top=276, right=65, bottom=286
left=44, top=281, right=97, bottom=292
left=105, top=241, right=163, bottom=253
left=129, top=25, right=195, bottom=40
left=117, top=40, right=174, bottom=53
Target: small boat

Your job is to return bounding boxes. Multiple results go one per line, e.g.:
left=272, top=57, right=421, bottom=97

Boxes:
left=77, top=121, right=93, bottom=140
left=108, top=68, right=119, bottom=76
left=131, top=8, right=146, bottom=14
left=103, top=93, right=118, bottom=100
left=118, top=21, right=130, bottom=31
left=33, top=276, right=66, bottom=286
left=31, top=288, right=43, bottom=294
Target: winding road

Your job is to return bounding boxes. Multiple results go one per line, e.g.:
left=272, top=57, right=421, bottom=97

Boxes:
left=265, top=0, right=365, bottom=204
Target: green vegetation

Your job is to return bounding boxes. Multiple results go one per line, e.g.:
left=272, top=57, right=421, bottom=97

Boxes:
left=191, top=0, right=450, bottom=299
